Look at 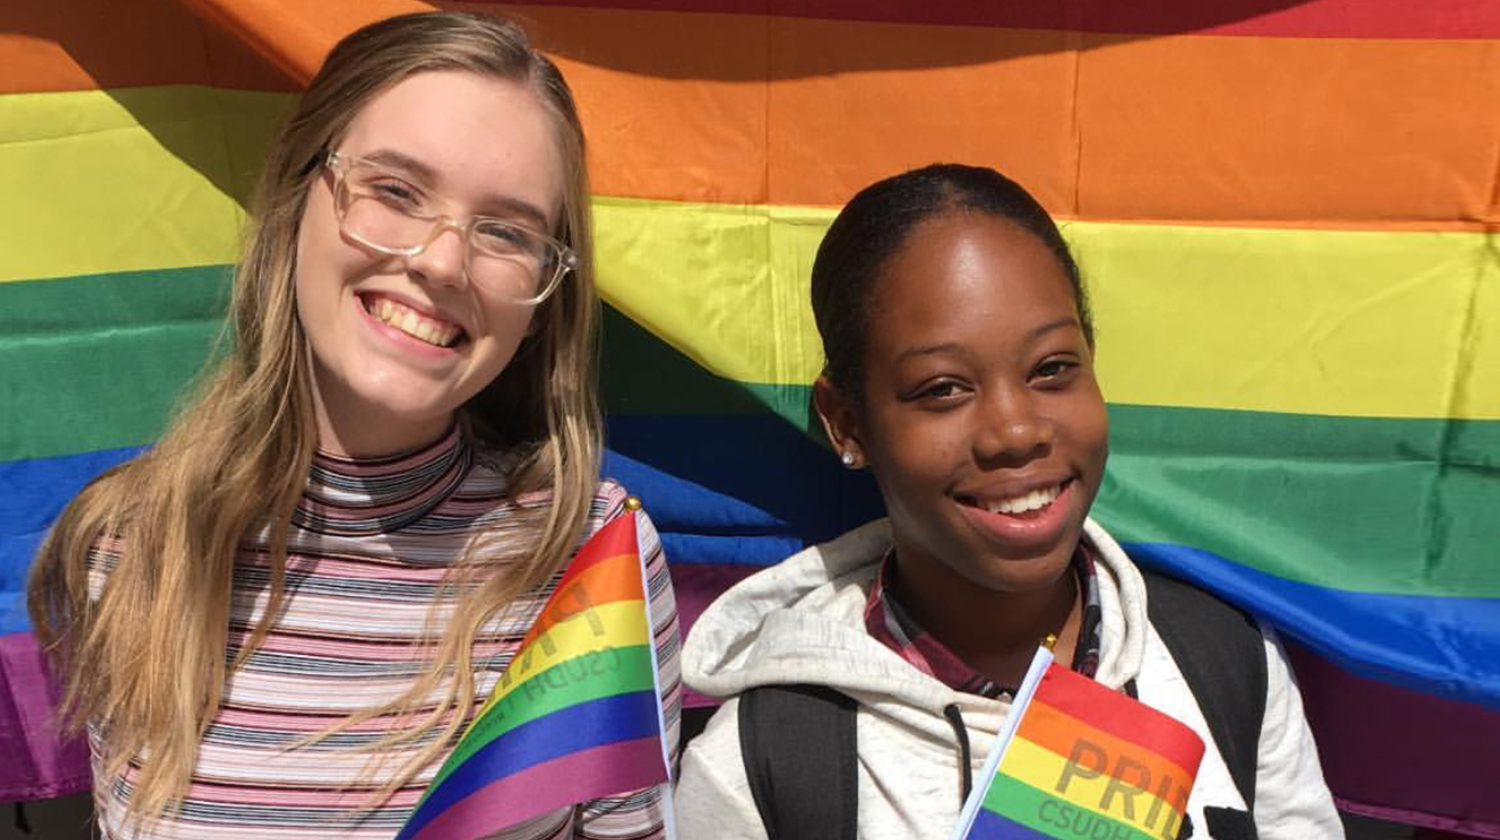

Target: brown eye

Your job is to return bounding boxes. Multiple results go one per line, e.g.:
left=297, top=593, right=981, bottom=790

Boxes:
left=1033, top=357, right=1080, bottom=384
left=907, top=378, right=970, bottom=404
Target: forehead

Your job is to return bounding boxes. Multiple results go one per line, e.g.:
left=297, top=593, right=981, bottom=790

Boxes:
left=869, top=212, right=1078, bottom=349
left=338, top=70, right=565, bottom=222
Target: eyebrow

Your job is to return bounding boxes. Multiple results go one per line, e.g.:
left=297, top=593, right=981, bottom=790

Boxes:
left=359, top=148, right=553, bottom=230
left=892, top=318, right=1080, bottom=364
left=1024, top=317, right=1081, bottom=344
left=895, top=341, right=967, bottom=364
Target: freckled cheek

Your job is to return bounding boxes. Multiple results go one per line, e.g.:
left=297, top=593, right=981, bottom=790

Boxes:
left=294, top=217, right=369, bottom=303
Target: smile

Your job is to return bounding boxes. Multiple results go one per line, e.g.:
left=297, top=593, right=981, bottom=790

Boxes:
left=953, top=479, right=1076, bottom=546
left=362, top=294, right=465, bottom=348
left=957, top=481, right=1067, bottom=517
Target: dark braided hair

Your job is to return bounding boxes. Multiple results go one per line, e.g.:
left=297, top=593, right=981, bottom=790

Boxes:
left=810, top=163, right=1092, bottom=401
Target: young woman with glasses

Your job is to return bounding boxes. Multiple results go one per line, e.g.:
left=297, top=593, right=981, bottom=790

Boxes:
left=28, top=12, right=678, bottom=839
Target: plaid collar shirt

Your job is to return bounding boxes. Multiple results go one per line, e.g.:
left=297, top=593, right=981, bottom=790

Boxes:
left=863, top=542, right=1104, bottom=699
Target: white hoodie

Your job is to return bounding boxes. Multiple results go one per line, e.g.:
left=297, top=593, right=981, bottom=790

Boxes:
left=676, top=518, right=1343, bottom=840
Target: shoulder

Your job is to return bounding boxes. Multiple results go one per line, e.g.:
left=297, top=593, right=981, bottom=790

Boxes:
left=1132, top=576, right=1263, bottom=793
left=581, top=479, right=663, bottom=557
left=1249, top=627, right=1344, bottom=837
left=585, top=477, right=632, bottom=532
left=1140, top=570, right=1263, bottom=647
left=675, top=697, right=767, bottom=840
left=1132, top=573, right=1341, bottom=835
left=1136, top=570, right=1268, bottom=728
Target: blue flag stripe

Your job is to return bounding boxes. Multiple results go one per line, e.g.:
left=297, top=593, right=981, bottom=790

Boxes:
left=400, top=690, right=661, bottom=838
left=969, top=807, right=1060, bottom=840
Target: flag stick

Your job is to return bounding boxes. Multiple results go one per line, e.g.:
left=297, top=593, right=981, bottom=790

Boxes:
left=947, top=646, right=1055, bottom=840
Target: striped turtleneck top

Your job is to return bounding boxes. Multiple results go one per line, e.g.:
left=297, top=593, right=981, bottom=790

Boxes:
left=87, top=427, right=681, bottom=839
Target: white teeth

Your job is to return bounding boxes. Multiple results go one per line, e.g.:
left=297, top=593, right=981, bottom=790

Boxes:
left=367, top=297, right=460, bottom=348
left=983, top=484, right=1061, bottom=515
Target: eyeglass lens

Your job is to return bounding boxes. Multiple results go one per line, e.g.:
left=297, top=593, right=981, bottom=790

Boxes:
left=336, top=166, right=560, bottom=301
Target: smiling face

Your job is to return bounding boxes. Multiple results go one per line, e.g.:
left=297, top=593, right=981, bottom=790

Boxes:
left=819, top=210, right=1108, bottom=598
left=294, top=70, right=564, bottom=457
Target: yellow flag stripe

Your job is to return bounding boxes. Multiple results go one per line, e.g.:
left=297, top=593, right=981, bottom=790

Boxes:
left=477, top=599, right=651, bottom=719
left=594, top=198, right=1499, bottom=421
left=0, top=87, right=290, bottom=284
left=999, top=736, right=1187, bottom=838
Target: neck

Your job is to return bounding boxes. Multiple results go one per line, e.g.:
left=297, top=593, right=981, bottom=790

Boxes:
left=311, top=393, right=454, bottom=460
left=891, top=552, right=1081, bottom=689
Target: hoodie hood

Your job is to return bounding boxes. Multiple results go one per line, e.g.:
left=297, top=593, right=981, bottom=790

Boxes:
left=682, top=517, right=1150, bottom=745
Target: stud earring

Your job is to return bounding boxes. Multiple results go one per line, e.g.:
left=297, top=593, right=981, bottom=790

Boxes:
left=840, top=451, right=856, bottom=467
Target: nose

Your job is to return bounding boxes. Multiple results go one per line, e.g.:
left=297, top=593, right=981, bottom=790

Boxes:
left=405, top=218, right=469, bottom=290
left=971, top=384, right=1053, bottom=464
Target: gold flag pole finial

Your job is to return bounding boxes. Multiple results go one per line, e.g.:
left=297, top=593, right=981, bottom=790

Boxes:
left=624, top=496, right=643, bottom=511
left=1042, top=633, right=1059, bottom=651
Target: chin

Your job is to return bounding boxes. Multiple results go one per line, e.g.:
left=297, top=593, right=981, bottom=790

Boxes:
left=967, top=548, right=1077, bottom=594
left=343, top=379, right=462, bottom=428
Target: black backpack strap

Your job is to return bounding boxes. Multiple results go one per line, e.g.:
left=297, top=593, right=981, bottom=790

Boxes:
left=1143, top=571, right=1267, bottom=811
left=738, top=684, right=858, bottom=840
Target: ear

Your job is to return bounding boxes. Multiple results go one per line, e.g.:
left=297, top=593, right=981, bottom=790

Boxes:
left=813, top=375, right=866, bottom=468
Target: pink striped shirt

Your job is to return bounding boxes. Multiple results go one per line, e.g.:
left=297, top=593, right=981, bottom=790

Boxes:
left=87, top=427, right=681, bottom=839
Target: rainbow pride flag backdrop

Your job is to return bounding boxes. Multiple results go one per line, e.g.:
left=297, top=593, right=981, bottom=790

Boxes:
left=1, top=0, right=1497, bottom=834
left=393, top=511, right=670, bottom=840
left=952, top=650, right=1206, bottom=840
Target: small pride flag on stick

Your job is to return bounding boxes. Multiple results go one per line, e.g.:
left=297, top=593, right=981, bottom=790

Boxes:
left=951, top=649, right=1206, bottom=840
left=395, top=507, right=672, bottom=840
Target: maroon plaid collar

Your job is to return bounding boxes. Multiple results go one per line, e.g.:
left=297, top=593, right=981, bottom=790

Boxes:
left=863, top=543, right=1103, bottom=699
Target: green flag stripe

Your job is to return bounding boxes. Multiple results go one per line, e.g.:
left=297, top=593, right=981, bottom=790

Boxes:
left=983, top=773, right=1166, bottom=840
left=1, top=266, right=230, bottom=459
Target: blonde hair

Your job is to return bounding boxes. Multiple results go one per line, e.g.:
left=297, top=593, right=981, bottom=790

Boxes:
left=28, top=11, right=600, bottom=823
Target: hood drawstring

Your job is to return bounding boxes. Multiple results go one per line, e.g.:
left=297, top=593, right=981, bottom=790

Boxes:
left=942, top=703, right=973, bottom=803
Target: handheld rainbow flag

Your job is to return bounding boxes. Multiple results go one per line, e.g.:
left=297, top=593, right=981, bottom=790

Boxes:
left=952, top=650, right=1206, bottom=840
left=394, top=509, right=671, bottom=840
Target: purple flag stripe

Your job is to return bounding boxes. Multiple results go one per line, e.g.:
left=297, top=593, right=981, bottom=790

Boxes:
left=405, top=737, right=665, bottom=840
left=0, top=632, right=90, bottom=802
left=668, top=562, right=759, bottom=709
left=1285, top=641, right=1500, bottom=839
left=400, top=690, right=662, bottom=837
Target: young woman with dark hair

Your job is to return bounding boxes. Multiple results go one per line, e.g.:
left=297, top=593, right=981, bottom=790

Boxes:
left=675, top=164, right=1338, bottom=840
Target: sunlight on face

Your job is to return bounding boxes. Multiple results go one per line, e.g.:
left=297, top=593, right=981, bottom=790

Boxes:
left=294, top=71, right=565, bottom=457
left=846, top=211, right=1108, bottom=596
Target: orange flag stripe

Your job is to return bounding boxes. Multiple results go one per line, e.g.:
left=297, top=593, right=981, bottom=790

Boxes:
left=521, top=5, right=1496, bottom=227
left=1031, top=668, right=1206, bottom=778
left=8, top=1, right=1493, bottom=228
left=517, top=550, right=644, bottom=651
left=1018, top=698, right=1197, bottom=800
left=0, top=0, right=300, bottom=93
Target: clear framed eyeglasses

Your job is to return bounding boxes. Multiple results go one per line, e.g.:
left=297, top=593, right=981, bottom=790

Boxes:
left=323, top=152, right=579, bottom=305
